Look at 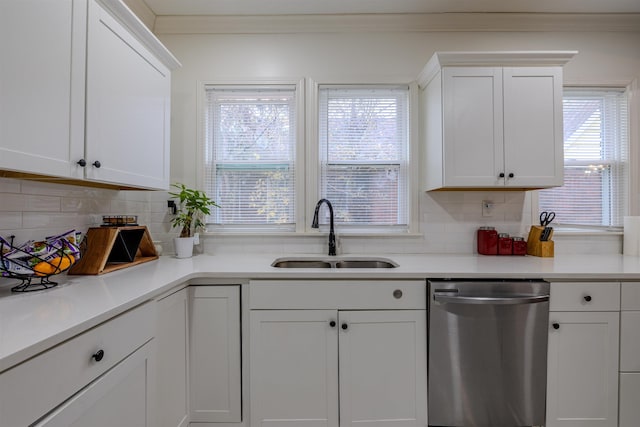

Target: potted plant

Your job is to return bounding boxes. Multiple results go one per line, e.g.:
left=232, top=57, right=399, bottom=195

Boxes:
left=169, top=183, right=219, bottom=258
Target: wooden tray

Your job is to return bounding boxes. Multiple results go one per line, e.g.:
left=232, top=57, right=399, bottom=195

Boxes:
left=68, top=226, right=158, bottom=275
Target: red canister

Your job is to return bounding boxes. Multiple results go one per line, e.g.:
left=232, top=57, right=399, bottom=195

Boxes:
left=512, top=237, right=527, bottom=256
left=477, top=227, right=498, bottom=255
left=498, top=233, right=513, bottom=255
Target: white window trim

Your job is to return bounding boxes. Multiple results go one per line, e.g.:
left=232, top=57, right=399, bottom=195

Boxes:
left=196, top=78, right=306, bottom=233
left=531, top=80, right=639, bottom=235
left=305, top=78, right=420, bottom=235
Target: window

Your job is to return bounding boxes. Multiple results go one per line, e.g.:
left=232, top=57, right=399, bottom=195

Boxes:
left=318, top=86, right=409, bottom=230
left=539, top=89, right=629, bottom=228
left=204, top=86, right=298, bottom=231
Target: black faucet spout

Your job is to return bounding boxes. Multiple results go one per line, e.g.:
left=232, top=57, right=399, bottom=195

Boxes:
left=311, top=199, right=336, bottom=256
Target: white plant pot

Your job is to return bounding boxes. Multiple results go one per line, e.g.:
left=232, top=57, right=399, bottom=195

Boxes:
left=174, top=236, right=195, bottom=258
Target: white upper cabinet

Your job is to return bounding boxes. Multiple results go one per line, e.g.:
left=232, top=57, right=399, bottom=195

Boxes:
left=0, top=0, right=180, bottom=190
left=0, top=0, right=86, bottom=180
left=419, top=51, right=575, bottom=190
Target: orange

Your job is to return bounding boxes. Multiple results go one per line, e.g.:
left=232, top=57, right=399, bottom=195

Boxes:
left=33, top=255, right=75, bottom=276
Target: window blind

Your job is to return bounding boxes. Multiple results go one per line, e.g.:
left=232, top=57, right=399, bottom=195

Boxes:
left=318, top=86, right=409, bottom=227
left=539, top=89, right=628, bottom=227
left=205, top=87, right=296, bottom=230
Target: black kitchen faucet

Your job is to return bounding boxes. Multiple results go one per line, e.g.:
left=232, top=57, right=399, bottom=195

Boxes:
left=311, top=199, right=336, bottom=256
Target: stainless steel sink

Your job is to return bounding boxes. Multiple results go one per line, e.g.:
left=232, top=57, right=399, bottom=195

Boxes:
left=271, top=257, right=397, bottom=269
left=271, top=260, right=333, bottom=268
left=334, top=260, right=396, bottom=268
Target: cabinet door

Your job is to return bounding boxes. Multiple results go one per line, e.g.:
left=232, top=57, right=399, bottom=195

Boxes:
left=619, top=373, right=640, bottom=427
left=338, top=310, right=427, bottom=427
left=620, top=311, right=640, bottom=371
left=546, top=312, right=619, bottom=427
left=442, top=67, right=504, bottom=187
left=189, top=286, right=241, bottom=423
left=0, top=0, right=85, bottom=179
left=156, top=287, right=189, bottom=427
left=34, top=340, right=155, bottom=427
left=250, top=310, right=339, bottom=427
left=85, top=0, right=170, bottom=190
left=503, top=67, right=563, bottom=187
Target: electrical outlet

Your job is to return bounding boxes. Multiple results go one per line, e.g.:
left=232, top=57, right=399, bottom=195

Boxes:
left=482, top=200, right=493, bottom=217
left=167, top=200, right=177, bottom=215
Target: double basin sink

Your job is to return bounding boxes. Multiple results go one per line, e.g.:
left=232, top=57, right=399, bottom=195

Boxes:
left=272, top=256, right=398, bottom=269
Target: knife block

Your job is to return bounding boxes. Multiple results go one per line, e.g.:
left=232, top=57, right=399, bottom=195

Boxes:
left=68, top=226, right=158, bottom=275
left=527, top=226, right=554, bottom=257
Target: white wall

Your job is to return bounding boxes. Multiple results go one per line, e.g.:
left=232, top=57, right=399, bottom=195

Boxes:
left=156, top=23, right=639, bottom=254
left=1, top=20, right=637, bottom=258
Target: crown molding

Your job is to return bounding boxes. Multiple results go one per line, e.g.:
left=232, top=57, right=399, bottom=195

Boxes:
left=98, top=0, right=181, bottom=69
left=122, top=0, right=156, bottom=31
left=153, top=13, right=640, bottom=34
left=417, top=51, right=578, bottom=87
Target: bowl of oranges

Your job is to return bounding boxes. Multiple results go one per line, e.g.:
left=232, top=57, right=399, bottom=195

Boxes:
left=1, top=230, right=82, bottom=292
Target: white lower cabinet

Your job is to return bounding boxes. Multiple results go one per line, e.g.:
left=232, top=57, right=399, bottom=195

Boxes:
left=249, top=280, right=427, bottom=427
left=337, top=310, right=427, bottom=427
left=619, top=373, right=640, bottom=427
left=34, top=340, right=155, bottom=427
left=0, top=302, right=155, bottom=426
left=156, top=287, right=190, bottom=427
left=546, top=282, right=620, bottom=427
left=250, top=309, right=339, bottom=427
left=619, top=282, right=640, bottom=427
left=189, top=285, right=242, bottom=423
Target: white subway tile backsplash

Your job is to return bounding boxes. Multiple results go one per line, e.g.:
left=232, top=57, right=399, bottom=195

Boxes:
left=0, top=212, right=22, bottom=230
left=61, top=197, right=105, bottom=214
left=0, top=179, right=21, bottom=193
left=0, top=178, right=624, bottom=257
left=0, top=194, right=61, bottom=212
left=20, top=180, right=99, bottom=198
left=22, top=212, right=92, bottom=229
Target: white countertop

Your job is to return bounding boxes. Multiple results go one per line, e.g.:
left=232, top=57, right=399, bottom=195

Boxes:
left=2, top=252, right=640, bottom=373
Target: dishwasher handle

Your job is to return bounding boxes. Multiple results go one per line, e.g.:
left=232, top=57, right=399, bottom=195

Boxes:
left=433, top=293, right=549, bottom=305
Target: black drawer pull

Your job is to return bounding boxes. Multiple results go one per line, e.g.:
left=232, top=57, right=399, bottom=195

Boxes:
left=92, top=349, right=105, bottom=362
left=584, top=295, right=592, bottom=302
left=341, top=323, right=348, bottom=330
left=552, top=323, right=560, bottom=330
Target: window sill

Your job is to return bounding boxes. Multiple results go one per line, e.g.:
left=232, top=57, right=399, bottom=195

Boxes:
left=552, top=227, right=623, bottom=237
left=201, top=231, right=424, bottom=238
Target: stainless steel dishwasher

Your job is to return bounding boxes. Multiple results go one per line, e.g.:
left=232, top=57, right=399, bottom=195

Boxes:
left=428, top=279, right=550, bottom=427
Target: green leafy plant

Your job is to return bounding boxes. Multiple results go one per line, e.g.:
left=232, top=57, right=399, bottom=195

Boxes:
left=169, top=183, right=220, bottom=238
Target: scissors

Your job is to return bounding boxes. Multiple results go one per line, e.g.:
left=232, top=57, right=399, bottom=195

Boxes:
left=540, top=211, right=556, bottom=227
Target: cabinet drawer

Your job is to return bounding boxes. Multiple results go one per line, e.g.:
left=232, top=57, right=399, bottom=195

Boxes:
left=549, top=282, right=620, bottom=311
left=621, top=282, right=640, bottom=310
left=0, top=302, right=154, bottom=427
left=249, top=280, right=426, bottom=309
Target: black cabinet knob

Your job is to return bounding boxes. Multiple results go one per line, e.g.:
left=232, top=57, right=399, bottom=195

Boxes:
left=552, top=323, right=560, bottom=330
left=393, top=289, right=403, bottom=299
left=584, top=295, right=592, bottom=302
left=77, top=159, right=87, bottom=167
left=341, top=323, right=348, bottom=330
left=508, top=173, right=515, bottom=178
left=92, top=349, right=105, bottom=362
left=92, top=161, right=101, bottom=168
left=329, top=321, right=336, bottom=328
left=499, top=172, right=505, bottom=178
